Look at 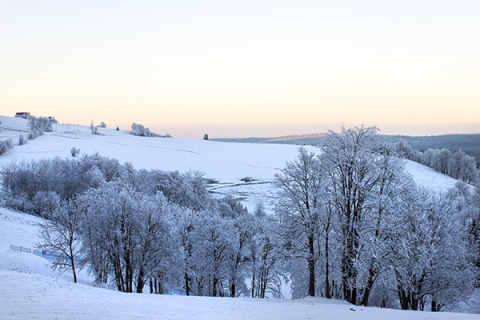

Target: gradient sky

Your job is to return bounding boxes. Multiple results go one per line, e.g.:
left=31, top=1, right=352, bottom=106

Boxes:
left=1, top=1, right=479, bottom=138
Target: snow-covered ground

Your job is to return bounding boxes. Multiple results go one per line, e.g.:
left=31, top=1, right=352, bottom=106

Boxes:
left=1, top=116, right=320, bottom=212
left=0, top=115, right=476, bottom=319
left=0, top=115, right=462, bottom=212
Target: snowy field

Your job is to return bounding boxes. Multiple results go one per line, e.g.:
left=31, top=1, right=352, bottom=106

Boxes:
left=0, top=116, right=461, bottom=212
left=0, top=115, right=476, bottom=319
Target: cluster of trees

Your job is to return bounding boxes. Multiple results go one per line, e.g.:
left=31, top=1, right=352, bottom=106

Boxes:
left=29, top=116, right=56, bottom=133
left=384, top=134, right=480, bottom=166
left=130, top=123, right=171, bottom=138
left=1, top=127, right=479, bottom=312
left=274, top=127, right=479, bottom=311
left=395, top=140, right=479, bottom=184
left=89, top=121, right=108, bottom=135
left=2, top=154, right=123, bottom=215
left=1, top=154, right=283, bottom=298
left=0, top=138, right=13, bottom=156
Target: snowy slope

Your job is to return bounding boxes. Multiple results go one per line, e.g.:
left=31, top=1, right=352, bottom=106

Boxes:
left=1, top=116, right=321, bottom=212
left=1, top=116, right=303, bottom=181
left=0, top=116, right=462, bottom=213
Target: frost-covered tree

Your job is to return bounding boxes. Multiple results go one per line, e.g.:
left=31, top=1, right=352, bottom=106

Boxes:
left=320, top=126, right=382, bottom=304
left=80, top=181, right=178, bottom=293
left=470, top=186, right=480, bottom=287
left=174, top=208, right=197, bottom=296
left=354, top=147, right=412, bottom=306
left=218, top=197, right=253, bottom=297
left=399, top=141, right=479, bottom=184
left=274, top=147, right=324, bottom=297
left=37, top=198, right=82, bottom=283
left=29, top=116, right=53, bottom=132
left=394, top=140, right=417, bottom=161
left=136, top=169, right=212, bottom=211
left=82, top=182, right=137, bottom=292
left=1, top=154, right=122, bottom=215
left=189, top=210, right=235, bottom=296
left=249, top=210, right=285, bottom=299
left=0, top=138, right=13, bottom=156
left=133, top=193, right=179, bottom=293
left=18, top=134, right=27, bottom=145
left=130, top=123, right=161, bottom=137
left=70, top=147, right=80, bottom=157
left=389, top=187, right=474, bottom=311
left=173, top=196, right=256, bottom=298
left=449, top=182, right=480, bottom=289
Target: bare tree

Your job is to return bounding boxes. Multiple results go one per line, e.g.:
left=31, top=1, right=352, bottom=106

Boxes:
left=274, top=147, right=323, bottom=297
left=37, top=199, right=82, bottom=283
left=321, top=126, right=381, bottom=304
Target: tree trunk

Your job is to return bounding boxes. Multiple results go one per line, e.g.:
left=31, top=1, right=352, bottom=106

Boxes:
left=342, top=252, right=357, bottom=304
left=231, top=282, right=236, bottom=298
left=112, top=256, right=124, bottom=292
left=69, top=244, right=77, bottom=284
left=260, top=268, right=268, bottom=299
left=397, top=286, right=409, bottom=310
left=125, top=258, right=132, bottom=293
left=431, top=300, right=439, bottom=312
left=342, top=213, right=358, bottom=304
left=308, top=235, right=316, bottom=297
left=251, top=273, right=256, bottom=298
left=360, top=267, right=375, bottom=306
left=185, top=272, right=190, bottom=296
left=213, top=277, right=219, bottom=297
left=324, top=230, right=331, bottom=299
left=136, top=268, right=145, bottom=293
left=411, top=294, right=419, bottom=311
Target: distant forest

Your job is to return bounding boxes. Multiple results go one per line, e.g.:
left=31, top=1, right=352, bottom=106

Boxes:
left=214, top=133, right=480, bottom=166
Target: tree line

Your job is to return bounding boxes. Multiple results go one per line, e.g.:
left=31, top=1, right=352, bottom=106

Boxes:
left=1, top=153, right=281, bottom=299
left=1, top=127, right=479, bottom=312
left=395, top=140, right=479, bottom=184
left=274, top=127, right=479, bottom=311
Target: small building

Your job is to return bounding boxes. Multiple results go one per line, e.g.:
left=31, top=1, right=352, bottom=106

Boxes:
left=15, top=112, right=31, bottom=119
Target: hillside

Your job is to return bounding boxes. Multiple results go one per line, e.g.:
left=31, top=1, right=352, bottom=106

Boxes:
left=0, top=116, right=461, bottom=212
left=0, top=115, right=477, bottom=319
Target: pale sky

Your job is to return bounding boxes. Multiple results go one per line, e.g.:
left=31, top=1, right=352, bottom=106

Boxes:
left=1, top=1, right=479, bottom=138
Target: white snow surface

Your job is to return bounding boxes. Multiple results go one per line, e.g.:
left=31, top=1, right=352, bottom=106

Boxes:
left=0, top=115, right=475, bottom=319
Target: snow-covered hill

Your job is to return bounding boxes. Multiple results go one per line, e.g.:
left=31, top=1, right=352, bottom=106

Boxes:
left=1, top=115, right=475, bottom=319
left=0, top=116, right=462, bottom=212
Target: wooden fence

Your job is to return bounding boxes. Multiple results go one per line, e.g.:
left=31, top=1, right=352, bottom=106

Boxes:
left=10, top=244, right=66, bottom=261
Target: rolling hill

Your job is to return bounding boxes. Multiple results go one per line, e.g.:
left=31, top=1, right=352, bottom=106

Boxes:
left=0, top=115, right=477, bottom=319
left=0, top=116, right=462, bottom=211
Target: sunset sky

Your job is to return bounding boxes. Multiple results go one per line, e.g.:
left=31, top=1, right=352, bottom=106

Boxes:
left=1, top=1, right=479, bottom=138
